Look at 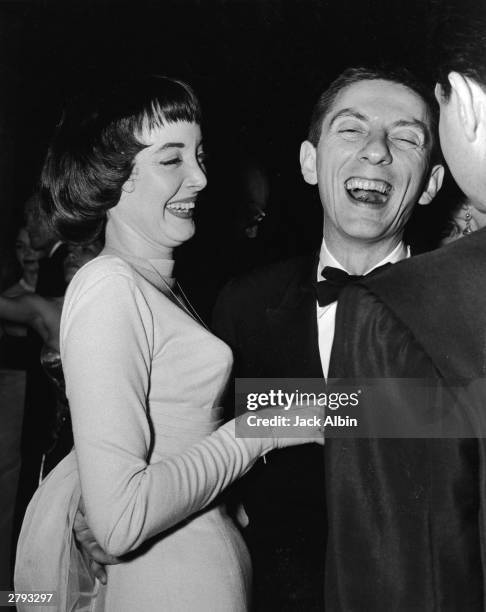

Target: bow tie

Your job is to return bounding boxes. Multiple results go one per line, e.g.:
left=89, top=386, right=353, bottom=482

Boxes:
left=315, top=263, right=391, bottom=307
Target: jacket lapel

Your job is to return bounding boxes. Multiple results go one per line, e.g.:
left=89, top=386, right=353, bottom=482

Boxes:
left=265, top=255, right=324, bottom=378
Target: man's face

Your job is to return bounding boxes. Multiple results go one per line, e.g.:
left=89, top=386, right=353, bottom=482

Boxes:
left=301, top=79, right=442, bottom=247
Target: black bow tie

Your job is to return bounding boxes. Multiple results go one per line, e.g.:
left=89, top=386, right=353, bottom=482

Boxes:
left=315, top=263, right=391, bottom=307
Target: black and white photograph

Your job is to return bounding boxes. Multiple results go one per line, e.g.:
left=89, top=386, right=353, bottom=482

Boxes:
left=0, top=0, right=485, bottom=609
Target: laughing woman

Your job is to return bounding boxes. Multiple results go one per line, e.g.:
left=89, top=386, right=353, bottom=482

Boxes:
left=15, top=77, right=323, bottom=612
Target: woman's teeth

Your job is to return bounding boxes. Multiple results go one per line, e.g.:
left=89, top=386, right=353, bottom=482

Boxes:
left=166, top=201, right=195, bottom=217
left=167, top=202, right=195, bottom=210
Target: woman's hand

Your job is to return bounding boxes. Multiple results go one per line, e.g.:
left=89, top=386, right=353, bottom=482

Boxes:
left=235, top=403, right=325, bottom=454
left=271, top=403, right=325, bottom=449
left=73, top=499, right=121, bottom=585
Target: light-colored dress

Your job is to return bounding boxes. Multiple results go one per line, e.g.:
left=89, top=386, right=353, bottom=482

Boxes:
left=15, top=253, right=270, bottom=611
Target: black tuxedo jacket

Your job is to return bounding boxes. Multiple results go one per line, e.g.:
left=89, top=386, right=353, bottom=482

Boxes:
left=36, top=243, right=69, bottom=298
left=24, top=242, right=69, bottom=453
left=327, top=230, right=486, bottom=611
left=213, top=255, right=326, bottom=611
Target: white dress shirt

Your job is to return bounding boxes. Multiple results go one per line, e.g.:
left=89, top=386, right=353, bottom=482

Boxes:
left=317, top=240, right=411, bottom=377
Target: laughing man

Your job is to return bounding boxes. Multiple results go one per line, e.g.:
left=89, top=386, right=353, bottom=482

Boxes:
left=213, top=65, right=444, bottom=610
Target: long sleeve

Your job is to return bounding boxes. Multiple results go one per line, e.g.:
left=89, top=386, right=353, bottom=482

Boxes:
left=61, top=264, right=274, bottom=558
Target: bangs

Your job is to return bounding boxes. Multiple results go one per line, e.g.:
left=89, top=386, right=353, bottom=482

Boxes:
left=130, top=78, right=202, bottom=140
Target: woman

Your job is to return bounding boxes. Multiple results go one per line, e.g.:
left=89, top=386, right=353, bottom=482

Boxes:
left=0, top=226, right=39, bottom=589
left=15, top=77, right=323, bottom=611
left=0, top=241, right=103, bottom=476
left=0, top=225, right=40, bottom=409
left=0, top=241, right=102, bottom=354
left=2, top=227, right=39, bottom=299
left=441, top=197, right=485, bottom=245
left=0, top=226, right=40, bottom=368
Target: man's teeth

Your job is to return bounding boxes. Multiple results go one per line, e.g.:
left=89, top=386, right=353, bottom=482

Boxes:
left=166, top=202, right=195, bottom=211
left=345, top=178, right=391, bottom=195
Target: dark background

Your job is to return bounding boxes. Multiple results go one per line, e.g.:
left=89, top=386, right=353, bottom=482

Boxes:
left=0, top=0, right=482, bottom=308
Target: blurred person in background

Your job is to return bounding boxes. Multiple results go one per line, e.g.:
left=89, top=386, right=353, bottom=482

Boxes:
left=2, top=227, right=39, bottom=299
left=0, top=240, right=103, bottom=481
left=232, top=159, right=271, bottom=272
left=13, top=192, right=70, bottom=547
left=0, top=225, right=40, bottom=589
left=25, top=192, right=68, bottom=298
left=440, top=195, right=484, bottom=244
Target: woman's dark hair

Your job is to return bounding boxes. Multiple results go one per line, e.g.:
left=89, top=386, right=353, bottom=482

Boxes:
left=41, top=76, right=202, bottom=243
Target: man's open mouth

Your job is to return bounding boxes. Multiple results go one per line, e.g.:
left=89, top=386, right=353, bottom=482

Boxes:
left=345, top=177, right=392, bottom=205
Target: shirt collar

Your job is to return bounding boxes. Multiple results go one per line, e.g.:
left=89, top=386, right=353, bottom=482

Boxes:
left=317, top=239, right=410, bottom=279
left=48, top=241, right=63, bottom=258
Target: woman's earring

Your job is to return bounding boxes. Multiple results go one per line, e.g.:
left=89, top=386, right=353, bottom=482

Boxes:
left=463, top=204, right=473, bottom=235
left=122, top=166, right=138, bottom=194
left=122, top=178, right=136, bottom=194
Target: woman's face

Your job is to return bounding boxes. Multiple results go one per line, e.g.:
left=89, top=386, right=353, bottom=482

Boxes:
left=63, top=242, right=103, bottom=283
left=15, top=227, right=40, bottom=274
left=113, top=121, right=206, bottom=252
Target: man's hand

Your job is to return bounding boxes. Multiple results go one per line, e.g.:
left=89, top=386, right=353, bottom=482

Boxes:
left=73, top=502, right=121, bottom=585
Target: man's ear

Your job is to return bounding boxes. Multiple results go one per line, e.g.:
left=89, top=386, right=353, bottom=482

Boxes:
left=448, top=72, right=480, bottom=142
left=300, top=140, right=317, bottom=185
left=418, top=164, right=444, bottom=205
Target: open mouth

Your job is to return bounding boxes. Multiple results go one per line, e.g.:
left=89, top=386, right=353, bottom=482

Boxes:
left=166, top=200, right=196, bottom=219
left=345, top=177, right=392, bottom=205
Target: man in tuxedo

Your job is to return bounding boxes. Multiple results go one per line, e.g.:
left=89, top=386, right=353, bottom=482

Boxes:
left=13, top=193, right=68, bottom=539
left=25, top=192, right=68, bottom=298
left=212, top=66, right=444, bottom=610
left=326, top=18, right=486, bottom=611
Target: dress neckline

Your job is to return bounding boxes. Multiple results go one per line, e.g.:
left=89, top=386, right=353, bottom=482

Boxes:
left=101, top=246, right=175, bottom=293
left=99, top=248, right=208, bottom=328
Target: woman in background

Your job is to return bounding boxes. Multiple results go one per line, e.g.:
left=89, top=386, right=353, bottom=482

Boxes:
left=0, top=241, right=101, bottom=353
left=0, top=241, right=102, bottom=479
left=15, top=76, right=322, bottom=611
left=2, top=227, right=39, bottom=299
left=0, top=225, right=39, bottom=589
left=0, top=226, right=40, bottom=371
left=441, top=196, right=485, bottom=244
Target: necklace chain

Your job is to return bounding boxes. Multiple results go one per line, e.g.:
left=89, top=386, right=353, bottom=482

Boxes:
left=159, top=275, right=209, bottom=330
left=143, top=259, right=208, bottom=330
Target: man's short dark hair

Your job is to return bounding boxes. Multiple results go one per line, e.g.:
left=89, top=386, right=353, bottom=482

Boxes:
left=435, top=14, right=486, bottom=100
left=41, top=76, right=201, bottom=243
left=307, top=65, right=439, bottom=163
